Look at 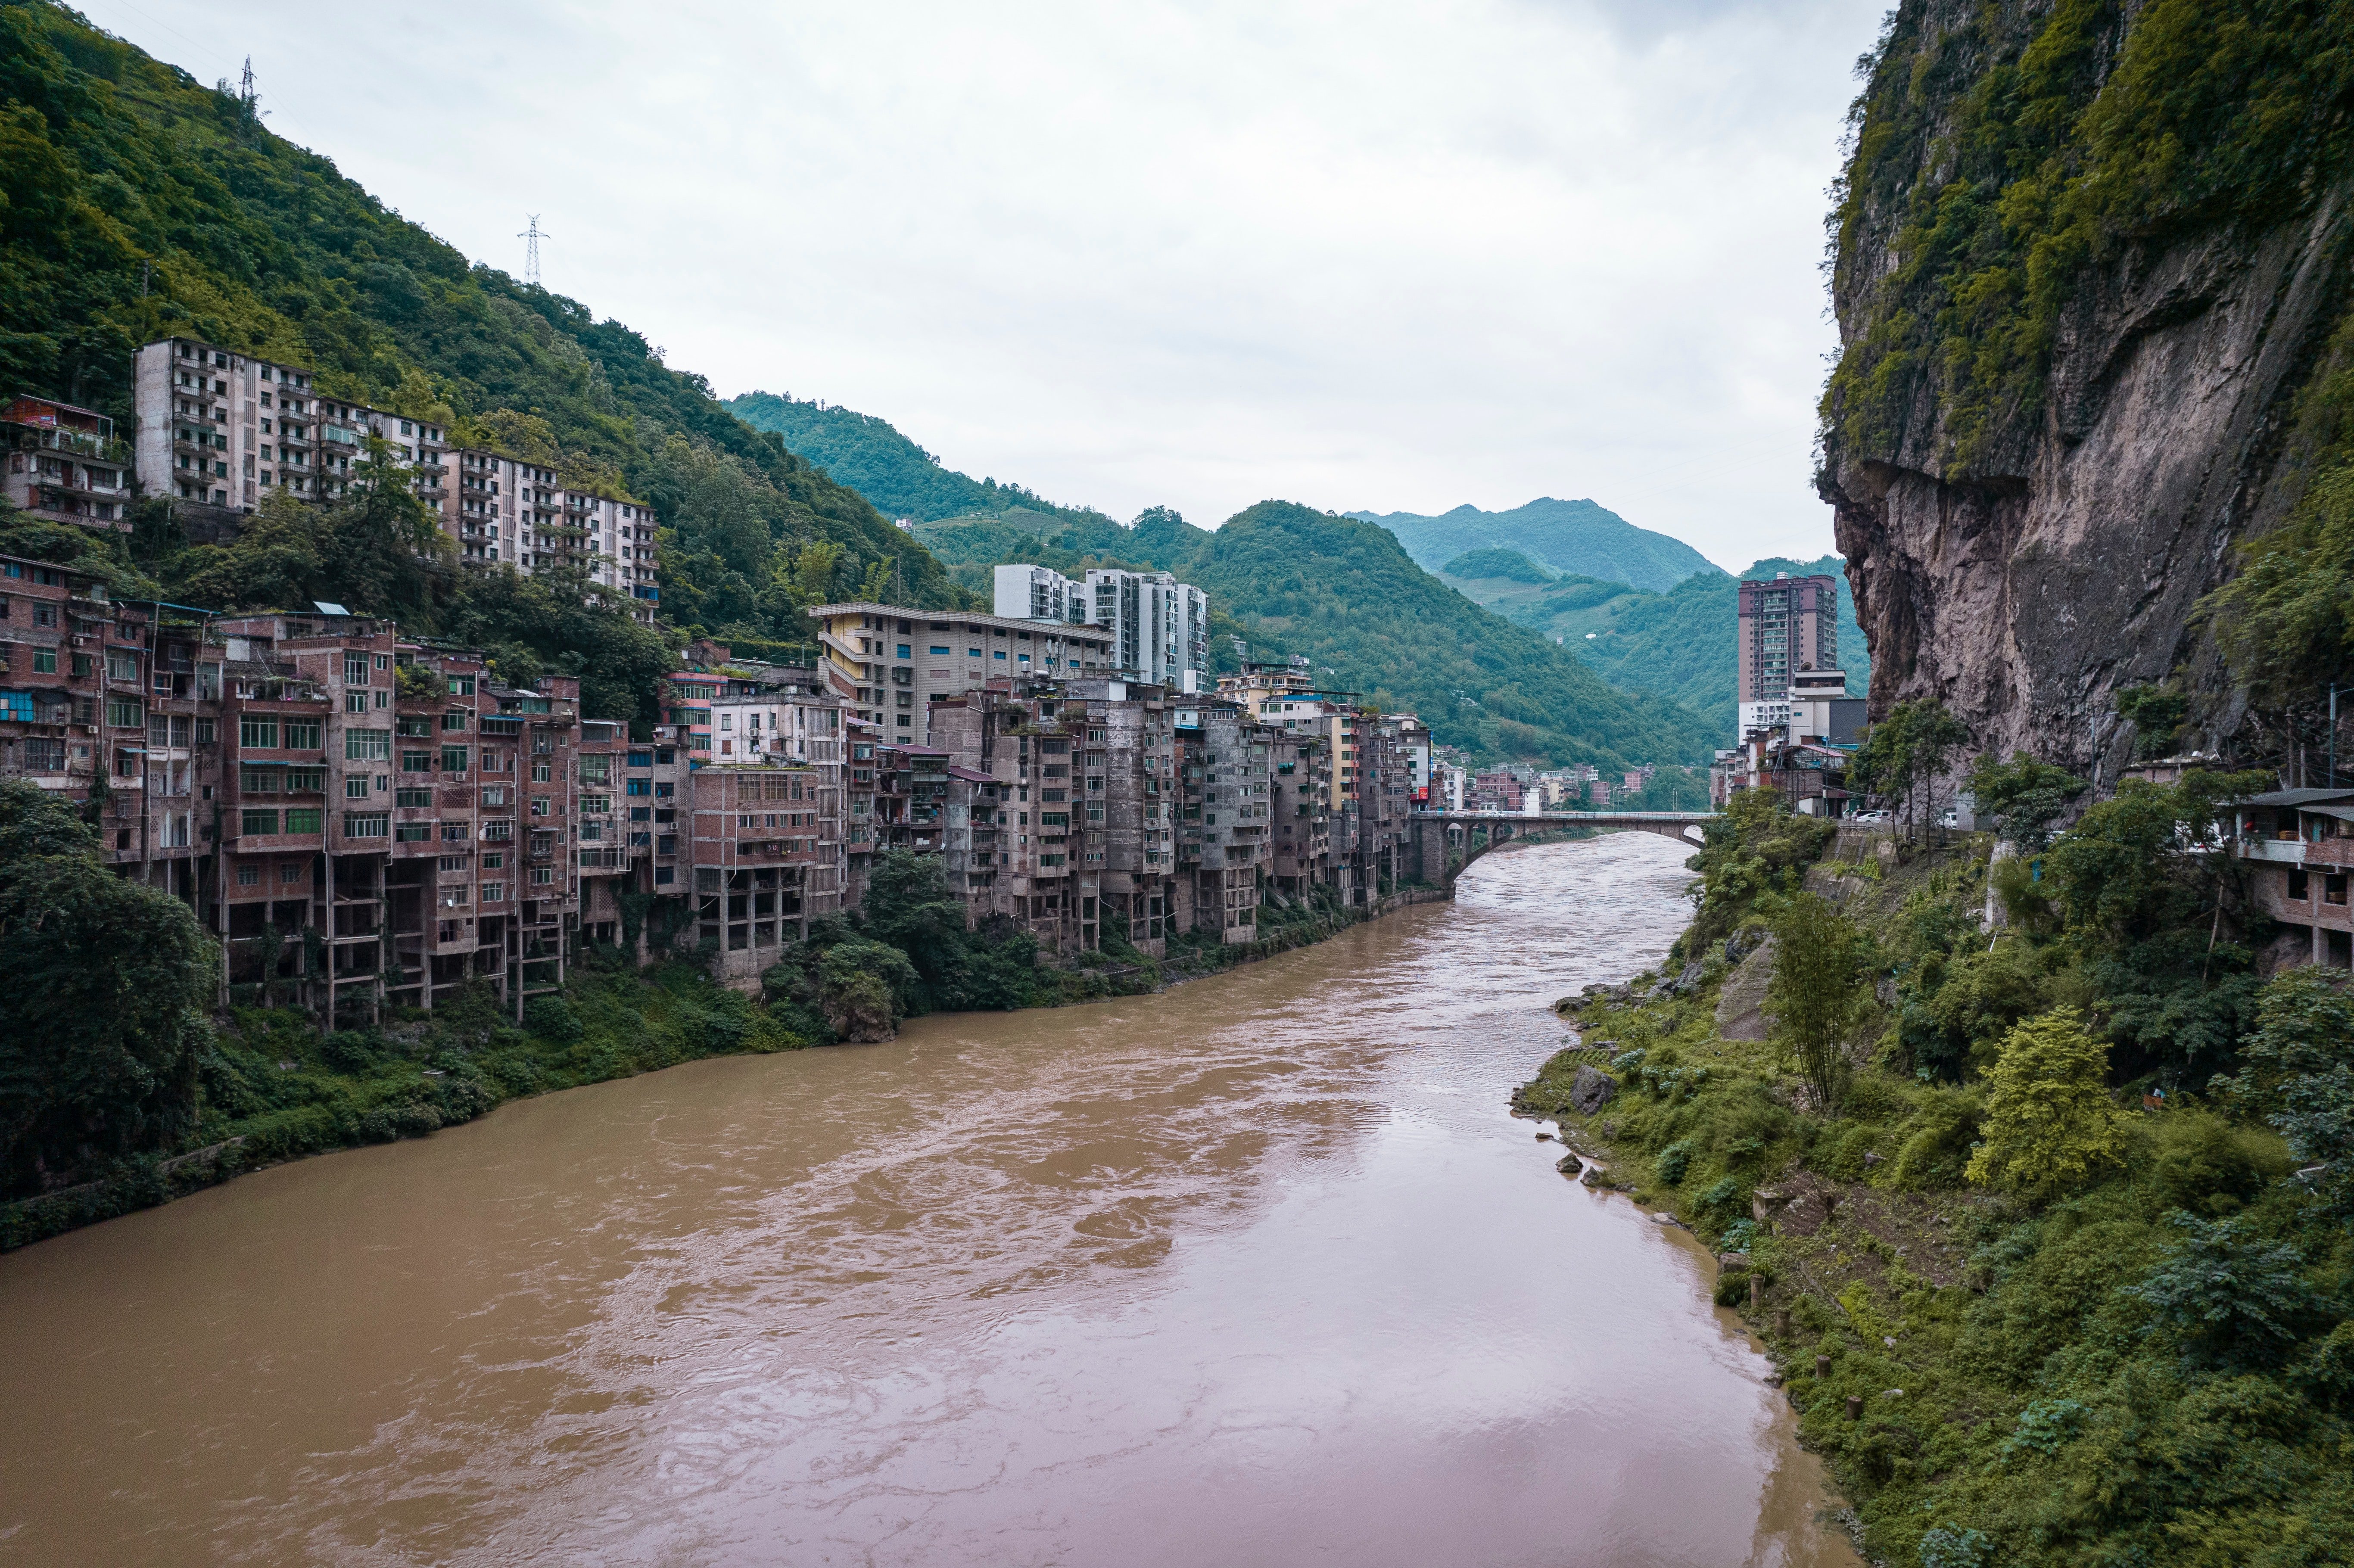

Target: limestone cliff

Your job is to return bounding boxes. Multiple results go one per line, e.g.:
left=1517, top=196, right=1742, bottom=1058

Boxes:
left=1817, top=0, right=2354, bottom=769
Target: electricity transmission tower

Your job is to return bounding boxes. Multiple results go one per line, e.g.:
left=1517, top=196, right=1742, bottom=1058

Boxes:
left=517, top=215, right=549, bottom=286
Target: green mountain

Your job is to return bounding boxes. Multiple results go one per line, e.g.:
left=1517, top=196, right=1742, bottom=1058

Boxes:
left=1571, top=556, right=1868, bottom=738
left=912, top=504, right=1721, bottom=775
left=1350, top=498, right=1720, bottom=591
left=726, top=391, right=1112, bottom=528
left=1441, top=546, right=1553, bottom=583
left=0, top=0, right=960, bottom=689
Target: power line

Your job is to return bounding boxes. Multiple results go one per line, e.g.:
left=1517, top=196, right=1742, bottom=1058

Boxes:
left=517, top=215, right=550, bottom=287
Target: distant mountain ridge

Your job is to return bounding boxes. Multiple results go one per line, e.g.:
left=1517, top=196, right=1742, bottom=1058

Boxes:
left=908, top=504, right=1720, bottom=776
left=1350, top=498, right=1721, bottom=592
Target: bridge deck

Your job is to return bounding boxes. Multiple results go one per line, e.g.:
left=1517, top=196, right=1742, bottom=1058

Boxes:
left=1411, top=811, right=1717, bottom=825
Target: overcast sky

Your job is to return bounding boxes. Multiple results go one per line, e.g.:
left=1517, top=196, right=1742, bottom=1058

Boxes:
left=88, top=0, right=1886, bottom=570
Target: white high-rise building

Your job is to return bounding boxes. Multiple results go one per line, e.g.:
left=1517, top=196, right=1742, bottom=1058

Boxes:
left=993, top=562, right=1208, bottom=687
left=1082, top=568, right=1206, bottom=687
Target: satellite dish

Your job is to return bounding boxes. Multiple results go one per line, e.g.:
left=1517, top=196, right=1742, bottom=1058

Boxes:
left=313, top=600, right=350, bottom=616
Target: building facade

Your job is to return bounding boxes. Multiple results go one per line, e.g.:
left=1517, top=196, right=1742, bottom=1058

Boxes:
left=1736, top=571, right=1840, bottom=705
left=3, top=397, right=131, bottom=530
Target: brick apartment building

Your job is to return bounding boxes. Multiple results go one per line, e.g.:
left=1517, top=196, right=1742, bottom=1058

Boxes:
left=3, top=396, right=132, bottom=530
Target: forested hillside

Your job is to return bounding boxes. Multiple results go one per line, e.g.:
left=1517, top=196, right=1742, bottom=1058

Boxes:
left=1575, top=555, right=1869, bottom=735
left=914, top=504, right=1720, bottom=772
left=0, top=0, right=961, bottom=706
left=726, top=391, right=1113, bottom=529
left=1351, top=497, right=1719, bottom=591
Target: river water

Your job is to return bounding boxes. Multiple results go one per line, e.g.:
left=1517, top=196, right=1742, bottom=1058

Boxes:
left=0, top=834, right=1857, bottom=1567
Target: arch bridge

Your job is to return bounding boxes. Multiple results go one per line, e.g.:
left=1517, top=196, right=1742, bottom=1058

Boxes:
left=1406, top=810, right=1716, bottom=889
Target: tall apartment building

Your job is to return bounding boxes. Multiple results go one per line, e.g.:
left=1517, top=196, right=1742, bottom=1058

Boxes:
left=990, top=563, right=1208, bottom=686
left=1737, top=571, right=1840, bottom=705
left=807, top=602, right=1120, bottom=746
left=0, top=576, right=633, bottom=1020
left=3, top=396, right=132, bottom=529
left=131, top=336, right=450, bottom=513
left=125, top=336, right=659, bottom=622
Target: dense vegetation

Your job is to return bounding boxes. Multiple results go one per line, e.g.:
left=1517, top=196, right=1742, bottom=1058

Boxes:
left=915, top=501, right=1722, bottom=774
left=0, top=0, right=962, bottom=667
left=1350, top=497, right=1719, bottom=592
left=1519, top=773, right=2354, bottom=1565
left=726, top=391, right=1115, bottom=529
left=1439, top=546, right=1554, bottom=583
left=1575, top=555, right=1871, bottom=733
left=1823, top=0, right=2354, bottom=478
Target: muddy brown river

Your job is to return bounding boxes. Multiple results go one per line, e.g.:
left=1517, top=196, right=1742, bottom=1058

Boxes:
left=0, top=834, right=1858, bottom=1566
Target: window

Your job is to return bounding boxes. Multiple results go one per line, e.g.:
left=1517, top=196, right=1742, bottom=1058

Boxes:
left=241, top=808, right=279, bottom=836
left=447, top=675, right=475, bottom=696
left=346, top=775, right=372, bottom=799
left=396, top=786, right=433, bottom=807
left=239, top=766, right=282, bottom=794
left=480, top=786, right=508, bottom=807
left=442, top=745, right=470, bottom=774
left=442, top=710, right=467, bottom=731
left=344, top=653, right=367, bottom=684
left=402, top=750, right=433, bottom=772
left=344, top=812, right=389, bottom=839
left=626, top=778, right=651, bottom=796
left=396, top=823, right=433, bottom=842
left=483, top=852, right=505, bottom=870
left=897, top=645, right=911, bottom=658
left=579, top=754, right=611, bottom=785
left=107, top=651, right=138, bottom=681
left=344, top=727, right=389, bottom=761
left=106, top=698, right=141, bottom=728
left=240, top=717, right=279, bottom=748
left=281, top=863, right=304, bottom=884
left=531, top=867, right=554, bottom=886
left=346, top=691, right=369, bottom=712
left=531, top=759, right=551, bottom=783
left=531, top=796, right=551, bottom=816
left=283, top=807, right=321, bottom=835
left=929, top=646, right=950, bottom=656
left=237, top=864, right=259, bottom=886
left=285, top=768, right=325, bottom=793
left=195, top=718, right=216, bottom=744
left=480, top=883, right=505, bottom=903
left=283, top=720, right=321, bottom=750
left=442, top=821, right=470, bottom=842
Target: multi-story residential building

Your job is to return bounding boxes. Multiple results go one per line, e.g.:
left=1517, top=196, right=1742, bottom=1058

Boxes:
left=0, top=583, right=628, bottom=1020
left=1737, top=570, right=1840, bottom=706
left=3, top=397, right=132, bottom=529
left=2234, top=788, right=2354, bottom=969
left=991, top=563, right=1209, bottom=686
left=131, top=336, right=451, bottom=514
left=0, top=553, right=109, bottom=803
left=116, top=337, right=659, bottom=622
left=808, top=602, right=1121, bottom=747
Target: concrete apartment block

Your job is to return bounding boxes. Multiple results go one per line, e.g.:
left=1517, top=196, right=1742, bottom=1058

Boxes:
left=2, top=396, right=131, bottom=530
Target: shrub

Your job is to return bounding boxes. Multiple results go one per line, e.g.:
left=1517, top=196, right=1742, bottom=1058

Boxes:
left=1966, top=1008, right=2124, bottom=1204
left=523, top=997, right=583, bottom=1045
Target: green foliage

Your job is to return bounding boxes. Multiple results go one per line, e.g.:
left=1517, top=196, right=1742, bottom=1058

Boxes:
left=1850, top=700, right=1971, bottom=836
left=1566, top=554, right=1870, bottom=735
left=1966, top=1008, right=2127, bottom=1203
left=2043, top=770, right=2273, bottom=1080
left=2114, top=683, right=2190, bottom=759
left=1682, top=787, right=1836, bottom=955
left=926, top=500, right=1721, bottom=770
left=1963, top=753, right=2085, bottom=852
left=0, top=778, right=217, bottom=1199
left=2205, top=462, right=2354, bottom=708
left=1769, top=892, right=1871, bottom=1113
left=1823, top=0, right=2354, bottom=478
left=0, top=0, right=961, bottom=659
left=2126, top=1213, right=2323, bottom=1369
left=726, top=391, right=1112, bottom=528
left=2220, top=967, right=2354, bottom=1216
left=1439, top=546, right=1553, bottom=583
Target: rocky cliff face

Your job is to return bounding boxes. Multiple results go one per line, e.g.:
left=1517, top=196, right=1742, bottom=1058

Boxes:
left=1817, top=0, right=2354, bottom=770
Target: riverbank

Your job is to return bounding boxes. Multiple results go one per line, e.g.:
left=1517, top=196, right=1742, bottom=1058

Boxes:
left=1514, top=791, right=2352, bottom=1567
left=0, top=878, right=1454, bottom=1252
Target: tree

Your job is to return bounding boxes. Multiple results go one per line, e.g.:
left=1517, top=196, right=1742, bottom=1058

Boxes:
left=1767, top=891, right=1869, bottom=1113
left=2114, top=683, right=2189, bottom=759
left=1850, top=700, right=1971, bottom=840
left=2124, top=1213, right=2321, bottom=1369
left=0, top=780, right=218, bottom=1197
left=2220, top=966, right=2354, bottom=1216
left=1964, top=752, right=2086, bottom=851
left=1965, top=1007, right=2125, bottom=1204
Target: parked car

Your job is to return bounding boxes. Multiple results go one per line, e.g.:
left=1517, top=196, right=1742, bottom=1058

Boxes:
left=1851, top=809, right=1891, bottom=825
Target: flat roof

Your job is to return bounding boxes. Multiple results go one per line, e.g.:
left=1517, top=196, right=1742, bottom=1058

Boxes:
left=808, top=603, right=1116, bottom=644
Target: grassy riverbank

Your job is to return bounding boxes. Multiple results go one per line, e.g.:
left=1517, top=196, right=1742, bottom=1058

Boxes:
left=1516, top=793, right=2354, bottom=1565
left=1, top=830, right=1441, bottom=1251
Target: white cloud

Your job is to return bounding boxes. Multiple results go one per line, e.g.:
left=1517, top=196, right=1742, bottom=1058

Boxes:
left=85, top=0, right=1885, bottom=570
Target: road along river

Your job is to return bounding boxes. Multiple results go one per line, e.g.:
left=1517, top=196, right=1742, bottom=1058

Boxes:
left=0, top=832, right=1858, bottom=1566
